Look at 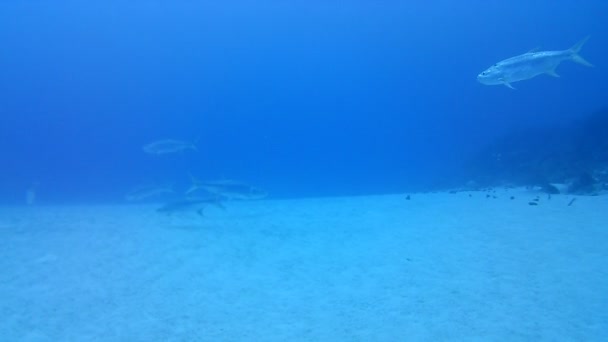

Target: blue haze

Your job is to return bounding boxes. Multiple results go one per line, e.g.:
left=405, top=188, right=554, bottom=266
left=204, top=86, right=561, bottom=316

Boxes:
left=0, top=1, right=606, bottom=203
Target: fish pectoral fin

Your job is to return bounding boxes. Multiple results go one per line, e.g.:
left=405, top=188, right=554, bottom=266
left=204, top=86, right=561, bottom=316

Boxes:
left=546, top=69, right=560, bottom=77
left=500, top=79, right=516, bottom=89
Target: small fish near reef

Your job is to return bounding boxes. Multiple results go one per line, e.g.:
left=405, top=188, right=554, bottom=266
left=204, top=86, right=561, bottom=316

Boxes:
left=143, top=139, right=197, bottom=156
left=477, top=37, right=593, bottom=89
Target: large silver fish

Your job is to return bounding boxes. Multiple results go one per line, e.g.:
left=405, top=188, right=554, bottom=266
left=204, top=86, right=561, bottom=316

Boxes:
left=477, top=37, right=593, bottom=89
left=186, top=177, right=268, bottom=200
left=143, top=139, right=197, bottom=155
left=125, top=184, right=174, bottom=202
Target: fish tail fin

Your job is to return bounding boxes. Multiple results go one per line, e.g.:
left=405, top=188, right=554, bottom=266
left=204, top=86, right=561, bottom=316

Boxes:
left=211, top=196, right=226, bottom=210
left=569, top=36, right=593, bottom=67
left=185, top=172, right=200, bottom=195
left=188, top=172, right=199, bottom=183
left=191, top=136, right=200, bottom=151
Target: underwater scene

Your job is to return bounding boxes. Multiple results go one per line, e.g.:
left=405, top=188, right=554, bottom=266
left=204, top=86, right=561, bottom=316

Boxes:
left=1, top=1, right=607, bottom=340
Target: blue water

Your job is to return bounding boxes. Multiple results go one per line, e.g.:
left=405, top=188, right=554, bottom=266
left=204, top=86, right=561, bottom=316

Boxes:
left=2, top=2, right=608, bottom=340
left=0, top=0, right=606, bottom=202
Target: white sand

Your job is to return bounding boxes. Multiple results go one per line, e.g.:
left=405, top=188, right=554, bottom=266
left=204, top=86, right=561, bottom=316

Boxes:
left=1, top=189, right=607, bottom=341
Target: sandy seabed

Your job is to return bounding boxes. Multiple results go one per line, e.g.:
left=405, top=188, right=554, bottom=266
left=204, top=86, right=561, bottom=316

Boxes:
left=1, top=188, right=607, bottom=341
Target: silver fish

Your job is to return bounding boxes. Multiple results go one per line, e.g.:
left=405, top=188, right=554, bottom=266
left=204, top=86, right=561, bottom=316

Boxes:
left=187, top=177, right=268, bottom=200
left=125, top=184, right=174, bottom=202
left=477, top=37, right=593, bottom=89
left=143, top=139, right=197, bottom=155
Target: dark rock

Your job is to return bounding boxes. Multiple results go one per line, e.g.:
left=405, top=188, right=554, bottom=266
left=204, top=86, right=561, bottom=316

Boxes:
left=466, top=108, right=608, bottom=189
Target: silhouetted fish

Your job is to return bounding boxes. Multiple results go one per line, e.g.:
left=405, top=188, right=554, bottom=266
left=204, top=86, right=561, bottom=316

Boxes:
left=125, top=184, right=174, bottom=202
